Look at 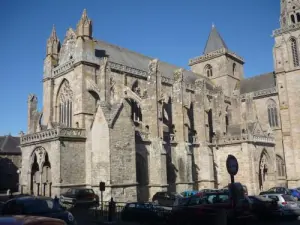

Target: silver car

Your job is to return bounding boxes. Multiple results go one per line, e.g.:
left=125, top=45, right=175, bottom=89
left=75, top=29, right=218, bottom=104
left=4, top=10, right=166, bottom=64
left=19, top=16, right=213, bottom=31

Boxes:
left=261, top=193, right=300, bottom=217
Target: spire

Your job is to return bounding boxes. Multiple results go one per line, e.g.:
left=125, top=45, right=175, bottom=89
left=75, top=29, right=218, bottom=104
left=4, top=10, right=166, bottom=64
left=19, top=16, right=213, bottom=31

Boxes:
left=203, top=25, right=228, bottom=55
left=50, top=24, right=58, bottom=40
left=76, top=9, right=92, bottom=38
left=46, top=24, right=60, bottom=57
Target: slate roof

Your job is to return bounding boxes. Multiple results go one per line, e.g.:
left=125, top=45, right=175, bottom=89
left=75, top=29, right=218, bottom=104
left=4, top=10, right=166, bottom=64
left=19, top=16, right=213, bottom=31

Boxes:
left=203, top=26, right=228, bottom=54
left=0, top=135, right=21, bottom=154
left=95, top=40, right=210, bottom=84
left=240, top=72, right=276, bottom=94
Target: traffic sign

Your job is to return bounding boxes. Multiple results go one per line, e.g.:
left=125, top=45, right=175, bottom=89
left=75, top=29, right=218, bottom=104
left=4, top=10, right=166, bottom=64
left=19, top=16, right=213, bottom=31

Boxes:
left=226, top=155, right=239, bottom=176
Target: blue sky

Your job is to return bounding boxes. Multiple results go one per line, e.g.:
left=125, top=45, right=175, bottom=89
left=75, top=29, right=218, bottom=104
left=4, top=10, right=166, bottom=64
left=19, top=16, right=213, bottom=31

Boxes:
left=0, top=0, right=279, bottom=136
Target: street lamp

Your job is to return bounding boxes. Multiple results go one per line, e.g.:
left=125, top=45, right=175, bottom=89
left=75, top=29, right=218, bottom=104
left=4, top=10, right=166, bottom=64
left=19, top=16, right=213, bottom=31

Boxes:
left=16, top=169, right=22, bottom=194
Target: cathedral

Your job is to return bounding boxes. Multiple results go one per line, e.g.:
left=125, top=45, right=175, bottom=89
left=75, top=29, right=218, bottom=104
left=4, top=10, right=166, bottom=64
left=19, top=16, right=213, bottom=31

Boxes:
left=19, top=0, right=300, bottom=201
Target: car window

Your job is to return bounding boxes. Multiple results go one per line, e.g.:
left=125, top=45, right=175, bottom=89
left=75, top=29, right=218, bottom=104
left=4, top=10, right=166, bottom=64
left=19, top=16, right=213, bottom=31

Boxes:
left=268, top=195, right=279, bottom=202
left=188, top=196, right=202, bottom=206
left=268, top=188, right=276, bottom=192
left=282, top=195, right=295, bottom=201
left=22, top=199, right=64, bottom=214
left=127, top=203, right=136, bottom=208
left=202, top=194, right=218, bottom=204
left=219, top=194, right=230, bottom=203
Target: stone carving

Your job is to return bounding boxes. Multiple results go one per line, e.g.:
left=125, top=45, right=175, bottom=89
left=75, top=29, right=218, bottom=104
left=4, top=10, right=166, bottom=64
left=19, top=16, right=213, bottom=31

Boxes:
left=21, top=128, right=86, bottom=145
left=189, top=48, right=244, bottom=66
left=59, top=80, right=73, bottom=103
left=86, top=78, right=101, bottom=97
left=53, top=60, right=75, bottom=77
left=148, top=59, right=158, bottom=74
left=59, top=28, right=76, bottom=65
left=174, top=69, right=184, bottom=82
left=28, top=94, right=38, bottom=103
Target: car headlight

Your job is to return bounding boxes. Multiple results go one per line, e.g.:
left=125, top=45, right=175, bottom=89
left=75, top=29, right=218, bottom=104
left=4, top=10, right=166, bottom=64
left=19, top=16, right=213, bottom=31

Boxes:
left=68, top=212, right=74, bottom=222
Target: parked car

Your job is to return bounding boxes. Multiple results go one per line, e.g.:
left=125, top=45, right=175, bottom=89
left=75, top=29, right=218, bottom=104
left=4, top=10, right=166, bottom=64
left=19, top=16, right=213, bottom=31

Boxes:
left=289, top=189, right=300, bottom=201
left=260, top=187, right=291, bottom=195
left=0, top=215, right=67, bottom=225
left=121, top=202, right=169, bottom=224
left=152, top=192, right=182, bottom=207
left=60, top=188, right=99, bottom=207
left=223, top=184, right=248, bottom=196
left=1, top=196, right=76, bottom=225
left=260, top=193, right=300, bottom=219
left=168, top=183, right=253, bottom=225
left=181, top=191, right=199, bottom=197
left=248, top=195, right=280, bottom=220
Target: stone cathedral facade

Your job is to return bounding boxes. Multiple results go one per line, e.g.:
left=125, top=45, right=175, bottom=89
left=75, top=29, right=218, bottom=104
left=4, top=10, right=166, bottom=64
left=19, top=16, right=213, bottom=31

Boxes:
left=19, top=1, right=300, bottom=201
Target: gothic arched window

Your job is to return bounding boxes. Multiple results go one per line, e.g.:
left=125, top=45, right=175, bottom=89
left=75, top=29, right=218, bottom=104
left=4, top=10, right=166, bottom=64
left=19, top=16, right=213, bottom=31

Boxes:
left=267, top=99, right=278, bottom=128
left=204, top=64, right=213, bottom=78
left=57, top=79, right=73, bottom=127
left=297, top=13, right=300, bottom=22
left=276, top=155, right=285, bottom=177
left=232, top=63, right=236, bottom=76
left=291, top=14, right=296, bottom=24
left=291, top=38, right=299, bottom=67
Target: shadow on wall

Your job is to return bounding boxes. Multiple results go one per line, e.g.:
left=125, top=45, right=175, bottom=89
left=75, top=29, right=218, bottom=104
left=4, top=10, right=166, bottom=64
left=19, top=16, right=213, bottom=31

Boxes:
left=135, top=139, right=149, bottom=202
left=0, top=157, right=19, bottom=192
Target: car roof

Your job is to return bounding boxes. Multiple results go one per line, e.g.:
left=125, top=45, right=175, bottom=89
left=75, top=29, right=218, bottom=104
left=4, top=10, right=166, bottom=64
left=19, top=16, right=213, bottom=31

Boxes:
left=7, top=196, right=53, bottom=203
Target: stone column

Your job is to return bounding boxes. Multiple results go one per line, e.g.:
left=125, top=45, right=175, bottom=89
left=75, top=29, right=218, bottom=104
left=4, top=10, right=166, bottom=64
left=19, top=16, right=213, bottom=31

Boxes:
left=144, top=59, right=168, bottom=199
left=171, top=69, right=193, bottom=192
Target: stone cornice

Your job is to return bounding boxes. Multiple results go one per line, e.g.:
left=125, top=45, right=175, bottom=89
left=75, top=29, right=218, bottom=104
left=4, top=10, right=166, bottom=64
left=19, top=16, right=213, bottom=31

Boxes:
left=240, top=87, right=278, bottom=100
left=20, top=128, right=86, bottom=146
left=108, top=61, right=148, bottom=78
left=273, top=23, right=300, bottom=37
left=188, top=48, right=244, bottom=66
left=214, top=134, right=275, bottom=146
left=52, top=59, right=75, bottom=77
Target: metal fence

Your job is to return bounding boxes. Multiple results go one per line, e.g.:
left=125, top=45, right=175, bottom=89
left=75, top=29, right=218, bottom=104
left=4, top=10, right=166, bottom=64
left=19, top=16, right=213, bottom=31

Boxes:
left=68, top=201, right=127, bottom=222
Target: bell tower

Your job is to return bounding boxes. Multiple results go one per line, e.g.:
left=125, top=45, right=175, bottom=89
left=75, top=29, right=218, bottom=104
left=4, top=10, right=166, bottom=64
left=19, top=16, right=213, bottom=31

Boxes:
left=189, top=25, right=244, bottom=97
left=273, top=0, right=300, bottom=187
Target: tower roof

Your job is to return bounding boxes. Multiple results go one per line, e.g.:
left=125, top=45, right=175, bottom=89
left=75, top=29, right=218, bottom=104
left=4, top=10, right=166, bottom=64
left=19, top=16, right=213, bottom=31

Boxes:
left=203, top=25, right=228, bottom=54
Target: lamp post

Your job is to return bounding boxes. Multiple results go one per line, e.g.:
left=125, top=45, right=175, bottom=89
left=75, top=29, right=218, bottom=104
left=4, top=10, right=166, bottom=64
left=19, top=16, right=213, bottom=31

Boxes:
left=16, top=169, right=22, bottom=194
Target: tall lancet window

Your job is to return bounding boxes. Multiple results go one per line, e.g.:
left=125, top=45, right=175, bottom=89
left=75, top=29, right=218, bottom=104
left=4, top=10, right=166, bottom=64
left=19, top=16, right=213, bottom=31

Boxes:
left=267, top=99, right=278, bottom=128
left=58, top=79, right=73, bottom=127
left=291, top=38, right=299, bottom=67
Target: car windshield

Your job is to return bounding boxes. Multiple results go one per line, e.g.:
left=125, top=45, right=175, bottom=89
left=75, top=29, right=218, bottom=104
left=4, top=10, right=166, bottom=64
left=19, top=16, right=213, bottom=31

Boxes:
left=282, top=195, right=295, bottom=202
left=22, top=199, right=64, bottom=214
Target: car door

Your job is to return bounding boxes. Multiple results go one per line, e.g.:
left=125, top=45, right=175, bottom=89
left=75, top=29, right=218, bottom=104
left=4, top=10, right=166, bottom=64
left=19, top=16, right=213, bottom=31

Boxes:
left=2, top=200, right=23, bottom=215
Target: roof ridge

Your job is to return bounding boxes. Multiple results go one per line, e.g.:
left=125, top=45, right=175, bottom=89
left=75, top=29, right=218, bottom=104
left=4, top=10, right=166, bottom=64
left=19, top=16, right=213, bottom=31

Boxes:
left=244, top=71, right=274, bottom=81
left=96, top=39, right=196, bottom=74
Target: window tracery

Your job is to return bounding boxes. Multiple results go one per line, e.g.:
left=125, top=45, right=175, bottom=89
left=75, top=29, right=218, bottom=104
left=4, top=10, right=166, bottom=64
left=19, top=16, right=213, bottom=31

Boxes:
left=291, top=38, right=299, bottom=67
left=276, top=155, right=285, bottom=177
left=204, top=64, right=213, bottom=78
left=267, top=99, right=278, bottom=128
left=58, top=80, right=73, bottom=127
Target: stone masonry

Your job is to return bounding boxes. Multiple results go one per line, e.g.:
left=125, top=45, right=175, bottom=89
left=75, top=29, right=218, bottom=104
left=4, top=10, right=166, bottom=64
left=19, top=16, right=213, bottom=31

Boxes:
left=19, top=1, right=300, bottom=201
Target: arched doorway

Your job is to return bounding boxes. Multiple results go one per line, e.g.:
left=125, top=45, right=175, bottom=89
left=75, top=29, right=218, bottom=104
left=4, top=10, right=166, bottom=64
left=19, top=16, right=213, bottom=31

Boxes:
left=136, top=153, right=149, bottom=201
left=29, top=147, right=52, bottom=196
left=258, top=151, right=270, bottom=191
left=30, top=154, right=40, bottom=195
left=41, top=153, right=52, bottom=197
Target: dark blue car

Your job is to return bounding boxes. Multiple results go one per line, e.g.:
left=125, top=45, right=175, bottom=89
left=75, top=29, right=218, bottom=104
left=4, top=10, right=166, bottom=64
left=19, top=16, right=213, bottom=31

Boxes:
left=1, top=196, right=76, bottom=225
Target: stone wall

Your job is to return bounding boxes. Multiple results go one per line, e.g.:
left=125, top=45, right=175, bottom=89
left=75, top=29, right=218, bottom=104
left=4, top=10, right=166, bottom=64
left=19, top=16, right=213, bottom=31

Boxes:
left=109, top=100, right=137, bottom=202
left=0, top=154, right=21, bottom=192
